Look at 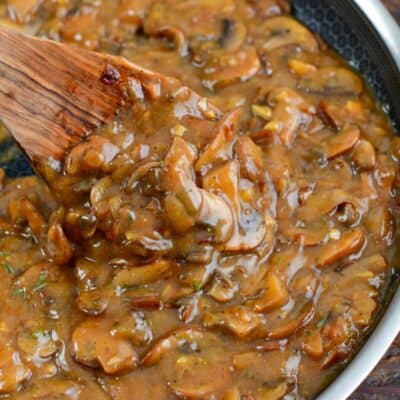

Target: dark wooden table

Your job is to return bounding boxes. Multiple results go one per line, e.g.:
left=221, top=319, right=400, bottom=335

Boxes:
left=350, top=1, right=400, bottom=399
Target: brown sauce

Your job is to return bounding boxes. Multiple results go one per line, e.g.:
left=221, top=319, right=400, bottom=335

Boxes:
left=0, top=0, right=400, bottom=399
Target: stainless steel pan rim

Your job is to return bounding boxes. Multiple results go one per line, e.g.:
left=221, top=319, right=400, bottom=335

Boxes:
left=318, top=1, right=400, bottom=399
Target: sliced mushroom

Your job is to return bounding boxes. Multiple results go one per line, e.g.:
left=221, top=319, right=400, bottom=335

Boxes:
left=16, top=262, right=61, bottom=297
left=234, top=136, right=265, bottom=182
left=76, top=290, right=108, bottom=316
left=127, top=161, right=161, bottom=190
left=289, top=269, right=318, bottom=299
left=219, top=19, right=247, bottom=53
left=321, top=316, right=355, bottom=367
left=128, top=295, right=163, bottom=310
left=113, top=259, right=175, bottom=288
left=195, top=109, right=240, bottom=173
left=75, top=258, right=112, bottom=292
left=318, top=99, right=368, bottom=130
left=8, top=197, right=47, bottom=239
left=391, top=136, right=400, bottom=161
left=302, top=330, right=324, bottom=360
left=64, top=207, right=97, bottom=240
left=170, top=353, right=232, bottom=399
left=352, top=140, right=376, bottom=170
left=197, top=191, right=235, bottom=243
left=316, top=228, right=365, bottom=268
left=297, top=189, right=362, bottom=223
left=299, top=67, right=363, bottom=95
left=203, top=161, right=266, bottom=251
left=288, top=59, right=317, bottom=75
left=164, top=194, right=196, bottom=234
left=363, top=206, right=394, bottom=243
left=144, top=0, right=234, bottom=39
left=317, top=100, right=343, bottom=130
left=111, top=312, right=153, bottom=347
left=179, top=263, right=214, bottom=290
left=232, top=351, right=262, bottom=371
left=336, top=202, right=360, bottom=226
left=140, top=326, right=204, bottom=367
left=262, top=87, right=314, bottom=146
left=247, top=271, right=289, bottom=312
left=163, top=136, right=234, bottom=242
left=247, top=0, right=291, bottom=17
left=0, top=346, right=31, bottom=393
left=13, top=379, right=84, bottom=400
left=203, top=306, right=263, bottom=338
left=322, top=126, right=360, bottom=159
left=257, top=16, right=318, bottom=52
left=349, top=291, right=377, bottom=326
left=280, top=220, right=328, bottom=246
left=13, top=378, right=110, bottom=400
left=18, top=329, right=58, bottom=360
left=46, top=223, right=73, bottom=265
left=203, top=161, right=240, bottom=207
left=208, top=275, right=239, bottom=303
left=375, top=153, right=396, bottom=189
left=90, top=176, right=113, bottom=206
left=223, top=387, right=241, bottom=400
left=255, top=382, right=288, bottom=400
left=151, top=25, right=187, bottom=55
left=153, top=329, right=234, bottom=399
left=258, top=299, right=314, bottom=340
left=65, top=136, right=119, bottom=175
left=163, top=136, right=201, bottom=215
left=201, top=46, right=261, bottom=90
left=121, top=210, right=173, bottom=256
left=347, top=253, right=387, bottom=274
left=256, top=340, right=287, bottom=352
left=8, top=197, right=73, bottom=264
left=161, top=282, right=193, bottom=303
left=72, top=318, right=138, bottom=374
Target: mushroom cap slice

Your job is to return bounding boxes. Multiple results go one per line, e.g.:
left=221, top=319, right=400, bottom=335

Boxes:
left=71, top=318, right=138, bottom=374
left=257, top=16, right=318, bottom=52
left=299, top=67, right=363, bottom=95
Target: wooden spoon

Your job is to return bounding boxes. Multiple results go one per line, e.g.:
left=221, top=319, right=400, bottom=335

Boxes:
left=0, top=27, right=220, bottom=166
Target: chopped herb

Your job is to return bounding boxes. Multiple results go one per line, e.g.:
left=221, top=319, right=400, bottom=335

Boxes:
left=193, top=281, right=202, bottom=292
left=0, top=251, right=10, bottom=257
left=32, top=271, right=48, bottom=293
left=11, top=287, right=26, bottom=298
left=1, top=262, right=14, bottom=274
left=31, top=329, right=46, bottom=339
left=316, top=314, right=330, bottom=329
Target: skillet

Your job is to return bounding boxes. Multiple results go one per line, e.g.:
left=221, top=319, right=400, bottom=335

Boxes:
left=0, top=1, right=399, bottom=398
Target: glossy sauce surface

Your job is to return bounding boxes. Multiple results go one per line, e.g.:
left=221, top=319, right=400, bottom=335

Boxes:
left=0, top=0, right=400, bottom=399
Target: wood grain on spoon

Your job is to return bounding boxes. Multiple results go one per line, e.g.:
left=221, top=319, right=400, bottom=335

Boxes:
left=0, top=28, right=220, bottom=164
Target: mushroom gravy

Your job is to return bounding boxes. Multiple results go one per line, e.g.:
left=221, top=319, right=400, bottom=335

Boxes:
left=0, top=0, right=400, bottom=399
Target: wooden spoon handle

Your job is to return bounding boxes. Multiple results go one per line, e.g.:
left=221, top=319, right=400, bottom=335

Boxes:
left=0, top=28, right=124, bottom=161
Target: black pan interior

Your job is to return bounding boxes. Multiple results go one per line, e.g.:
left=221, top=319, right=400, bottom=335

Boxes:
left=292, top=0, right=400, bottom=131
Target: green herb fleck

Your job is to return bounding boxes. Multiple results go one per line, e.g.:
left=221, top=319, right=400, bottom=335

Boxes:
left=31, top=328, right=46, bottom=339
left=1, top=262, right=14, bottom=274
left=32, top=272, right=48, bottom=293
left=0, top=251, right=10, bottom=257
left=11, top=287, right=26, bottom=298
left=193, top=281, right=202, bottom=292
left=316, top=314, right=330, bottom=329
